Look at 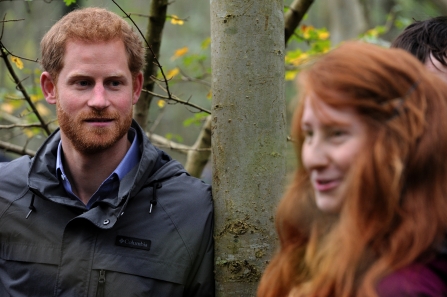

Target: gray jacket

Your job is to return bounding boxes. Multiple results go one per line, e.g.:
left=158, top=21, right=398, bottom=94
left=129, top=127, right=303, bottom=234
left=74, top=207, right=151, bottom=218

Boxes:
left=0, top=121, right=214, bottom=297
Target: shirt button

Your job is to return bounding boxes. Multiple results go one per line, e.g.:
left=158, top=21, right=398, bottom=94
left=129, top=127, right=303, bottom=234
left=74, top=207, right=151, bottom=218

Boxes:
left=103, top=219, right=110, bottom=225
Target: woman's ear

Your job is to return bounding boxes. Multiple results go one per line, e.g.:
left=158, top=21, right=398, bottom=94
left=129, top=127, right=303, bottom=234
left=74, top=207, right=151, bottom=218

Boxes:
left=40, top=72, right=57, bottom=104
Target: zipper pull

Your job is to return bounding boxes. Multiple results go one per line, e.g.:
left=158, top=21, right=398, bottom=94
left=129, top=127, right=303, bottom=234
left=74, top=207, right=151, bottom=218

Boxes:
left=96, top=269, right=106, bottom=297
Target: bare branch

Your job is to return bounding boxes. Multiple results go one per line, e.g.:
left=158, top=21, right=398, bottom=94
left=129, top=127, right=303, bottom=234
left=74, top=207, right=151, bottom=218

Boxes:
left=128, top=12, right=189, bottom=23
left=146, top=132, right=211, bottom=155
left=112, top=0, right=174, bottom=128
left=142, top=88, right=211, bottom=114
left=285, top=0, right=315, bottom=45
left=178, top=68, right=211, bottom=88
left=148, top=105, right=167, bottom=134
left=1, top=47, right=39, bottom=63
left=0, top=139, right=35, bottom=157
left=0, top=19, right=24, bottom=23
left=185, top=116, right=212, bottom=178
left=0, top=122, right=49, bottom=129
left=0, top=44, right=51, bottom=135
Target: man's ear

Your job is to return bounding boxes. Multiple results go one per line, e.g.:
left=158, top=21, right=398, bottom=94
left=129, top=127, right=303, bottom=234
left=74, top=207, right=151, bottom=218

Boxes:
left=41, top=72, right=57, bottom=104
left=132, top=72, right=144, bottom=105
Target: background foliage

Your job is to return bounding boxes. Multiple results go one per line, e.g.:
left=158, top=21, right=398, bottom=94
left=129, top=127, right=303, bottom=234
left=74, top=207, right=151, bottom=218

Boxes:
left=0, top=0, right=444, bottom=169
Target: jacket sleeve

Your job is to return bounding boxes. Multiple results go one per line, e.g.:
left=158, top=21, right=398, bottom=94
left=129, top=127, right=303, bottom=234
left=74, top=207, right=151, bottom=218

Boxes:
left=183, top=185, right=215, bottom=297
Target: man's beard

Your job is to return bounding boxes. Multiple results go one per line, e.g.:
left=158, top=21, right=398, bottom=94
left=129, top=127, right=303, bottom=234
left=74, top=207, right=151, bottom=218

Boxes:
left=57, top=101, right=132, bottom=155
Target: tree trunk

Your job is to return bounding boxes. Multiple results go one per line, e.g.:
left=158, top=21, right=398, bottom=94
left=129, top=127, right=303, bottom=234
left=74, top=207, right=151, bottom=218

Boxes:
left=134, top=0, right=168, bottom=129
left=327, top=0, right=367, bottom=44
left=210, top=0, right=287, bottom=296
left=185, top=116, right=212, bottom=178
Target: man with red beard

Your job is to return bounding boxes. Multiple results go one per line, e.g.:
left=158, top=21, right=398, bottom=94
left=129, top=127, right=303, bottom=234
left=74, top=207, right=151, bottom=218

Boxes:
left=0, top=7, right=214, bottom=297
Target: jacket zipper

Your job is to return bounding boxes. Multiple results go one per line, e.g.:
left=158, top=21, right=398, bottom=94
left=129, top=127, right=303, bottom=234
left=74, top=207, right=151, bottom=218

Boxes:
left=96, top=269, right=106, bottom=297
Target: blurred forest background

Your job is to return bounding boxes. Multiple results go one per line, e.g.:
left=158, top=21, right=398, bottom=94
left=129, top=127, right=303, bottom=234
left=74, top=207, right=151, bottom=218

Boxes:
left=0, top=0, right=445, bottom=170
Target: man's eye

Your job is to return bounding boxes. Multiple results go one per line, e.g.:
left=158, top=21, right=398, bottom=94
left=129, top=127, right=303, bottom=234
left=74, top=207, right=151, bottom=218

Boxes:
left=332, top=130, right=345, bottom=137
left=109, top=81, right=121, bottom=87
left=78, top=81, right=90, bottom=87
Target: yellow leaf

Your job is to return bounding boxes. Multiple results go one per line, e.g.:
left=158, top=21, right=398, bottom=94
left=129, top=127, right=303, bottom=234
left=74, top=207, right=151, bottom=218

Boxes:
left=206, top=91, right=212, bottom=100
left=366, top=29, right=379, bottom=37
left=171, top=15, right=184, bottom=25
left=301, top=25, right=314, bottom=39
left=201, top=37, right=211, bottom=50
left=167, top=67, right=180, bottom=79
left=318, top=31, right=330, bottom=40
left=290, top=53, right=309, bottom=66
left=36, top=103, right=51, bottom=116
left=157, top=100, right=166, bottom=108
left=1, top=103, right=14, bottom=114
left=285, top=71, right=298, bottom=81
left=11, top=56, right=24, bottom=69
left=171, top=47, right=188, bottom=60
left=24, top=129, right=34, bottom=138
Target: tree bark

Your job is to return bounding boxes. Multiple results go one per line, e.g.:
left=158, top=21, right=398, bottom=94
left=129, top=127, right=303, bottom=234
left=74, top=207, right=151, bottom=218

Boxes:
left=285, top=0, right=315, bottom=45
left=133, top=0, right=168, bottom=129
left=210, top=0, right=287, bottom=295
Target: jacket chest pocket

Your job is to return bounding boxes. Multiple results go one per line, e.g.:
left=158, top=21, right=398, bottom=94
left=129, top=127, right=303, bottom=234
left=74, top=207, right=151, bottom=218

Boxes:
left=89, top=252, right=188, bottom=297
left=0, top=242, right=59, bottom=296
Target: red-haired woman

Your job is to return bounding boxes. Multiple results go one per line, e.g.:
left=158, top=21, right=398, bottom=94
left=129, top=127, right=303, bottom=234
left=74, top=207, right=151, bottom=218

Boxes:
left=257, top=41, right=447, bottom=297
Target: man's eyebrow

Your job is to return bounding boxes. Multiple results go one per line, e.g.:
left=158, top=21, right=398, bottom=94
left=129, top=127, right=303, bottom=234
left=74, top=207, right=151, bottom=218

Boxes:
left=66, top=73, right=128, bottom=80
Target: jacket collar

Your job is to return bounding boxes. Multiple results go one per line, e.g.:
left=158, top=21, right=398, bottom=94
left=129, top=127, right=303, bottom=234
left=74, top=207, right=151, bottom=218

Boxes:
left=28, top=120, right=161, bottom=210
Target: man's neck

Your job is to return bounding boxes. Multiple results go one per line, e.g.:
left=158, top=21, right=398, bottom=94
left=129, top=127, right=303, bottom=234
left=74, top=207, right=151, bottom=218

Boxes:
left=60, top=135, right=131, bottom=205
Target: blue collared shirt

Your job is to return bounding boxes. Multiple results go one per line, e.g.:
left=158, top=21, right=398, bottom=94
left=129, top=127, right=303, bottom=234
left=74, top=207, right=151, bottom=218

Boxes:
left=56, top=128, right=140, bottom=209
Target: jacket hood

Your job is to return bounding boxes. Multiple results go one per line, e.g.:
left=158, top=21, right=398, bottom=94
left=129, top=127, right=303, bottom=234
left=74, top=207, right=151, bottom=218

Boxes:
left=27, top=120, right=186, bottom=210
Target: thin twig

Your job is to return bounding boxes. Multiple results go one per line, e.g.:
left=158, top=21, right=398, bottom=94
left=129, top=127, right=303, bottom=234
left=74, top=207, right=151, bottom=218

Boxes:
left=0, top=43, right=51, bottom=135
left=142, top=88, right=211, bottom=114
left=149, top=105, right=167, bottom=134
left=0, top=139, right=35, bottom=157
left=0, top=122, right=51, bottom=129
left=1, top=43, right=39, bottom=63
left=112, top=0, right=174, bottom=101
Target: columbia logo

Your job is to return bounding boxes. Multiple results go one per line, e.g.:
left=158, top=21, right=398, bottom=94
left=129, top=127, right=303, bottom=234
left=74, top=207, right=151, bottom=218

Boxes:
left=115, top=235, right=151, bottom=251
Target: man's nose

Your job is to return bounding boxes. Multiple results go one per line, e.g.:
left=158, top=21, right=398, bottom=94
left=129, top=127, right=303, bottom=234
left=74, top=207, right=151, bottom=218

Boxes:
left=88, top=83, right=109, bottom=109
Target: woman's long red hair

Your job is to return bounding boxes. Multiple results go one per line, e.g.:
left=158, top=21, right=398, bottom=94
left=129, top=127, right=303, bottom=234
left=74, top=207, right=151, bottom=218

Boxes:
left=257, top=41, right=447, bottom=297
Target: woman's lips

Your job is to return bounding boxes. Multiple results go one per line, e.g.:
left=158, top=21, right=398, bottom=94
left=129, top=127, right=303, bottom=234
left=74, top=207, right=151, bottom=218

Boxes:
left=314, top=179, right=341, bottom=192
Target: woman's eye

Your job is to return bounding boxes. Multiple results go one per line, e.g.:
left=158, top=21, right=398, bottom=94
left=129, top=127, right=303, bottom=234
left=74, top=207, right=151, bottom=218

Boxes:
left=331, top=130, right=345, bottom=137
left=303, top=130, right=313, bottom=141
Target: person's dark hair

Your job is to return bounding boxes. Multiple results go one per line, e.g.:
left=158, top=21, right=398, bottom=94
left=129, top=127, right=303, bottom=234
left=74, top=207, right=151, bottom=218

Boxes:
left=391, top=16, right=447, bottom=65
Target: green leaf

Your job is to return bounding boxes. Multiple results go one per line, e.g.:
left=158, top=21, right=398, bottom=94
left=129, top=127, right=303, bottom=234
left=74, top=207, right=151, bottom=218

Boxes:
left=63, top=0, right=76, bottom=6
left=165, top=133, right=183, bottom=143
left=183, top=112, right=208, bottom=127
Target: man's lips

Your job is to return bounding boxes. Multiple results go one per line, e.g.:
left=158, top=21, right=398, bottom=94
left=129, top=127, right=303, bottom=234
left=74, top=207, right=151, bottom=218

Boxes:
left=313, top=178, right=341, bottom=192
left=84, top=118, right=114, bottom=126
left=84, top=118, right=114, bottom=122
